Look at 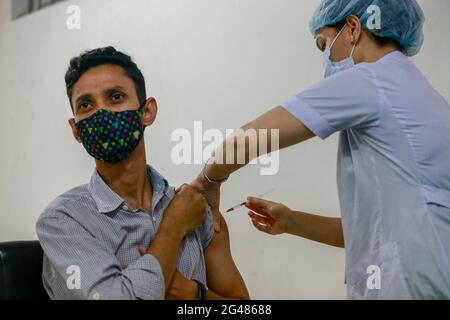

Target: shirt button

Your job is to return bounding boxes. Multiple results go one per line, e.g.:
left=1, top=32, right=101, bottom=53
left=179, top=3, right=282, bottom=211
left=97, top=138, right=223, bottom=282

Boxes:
left=122, top=205, right=129, bottom=211
left=93, top=292, right=101, bottom=300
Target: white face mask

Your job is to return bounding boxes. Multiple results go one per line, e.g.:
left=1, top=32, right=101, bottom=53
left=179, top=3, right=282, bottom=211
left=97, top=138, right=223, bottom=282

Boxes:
left=323, top=25, right=356, bottom=78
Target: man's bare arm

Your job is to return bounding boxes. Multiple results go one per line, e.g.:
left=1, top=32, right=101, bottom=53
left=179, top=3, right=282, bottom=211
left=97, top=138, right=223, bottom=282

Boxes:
left=204, top=213, right=250, bottom=300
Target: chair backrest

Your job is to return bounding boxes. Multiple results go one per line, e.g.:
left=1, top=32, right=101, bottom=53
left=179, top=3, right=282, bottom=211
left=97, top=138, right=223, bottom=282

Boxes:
left=0, top=241, right=49, bottom=300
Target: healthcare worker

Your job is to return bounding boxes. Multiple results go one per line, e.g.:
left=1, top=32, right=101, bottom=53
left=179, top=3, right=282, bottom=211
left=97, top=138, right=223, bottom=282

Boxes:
left=191, top=0, right=450, bottom=299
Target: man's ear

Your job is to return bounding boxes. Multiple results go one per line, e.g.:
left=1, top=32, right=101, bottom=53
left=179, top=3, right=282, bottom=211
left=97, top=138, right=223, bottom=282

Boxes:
left=142, top=97, right=158, bottom=128
left=68, top=118, right=82, bottom=144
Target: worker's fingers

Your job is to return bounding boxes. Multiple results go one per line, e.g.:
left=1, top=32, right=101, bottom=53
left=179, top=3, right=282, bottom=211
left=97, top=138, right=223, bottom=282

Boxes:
left=247, top=196, right=271, bottom=206
left=248, top=210, right=270, bottom=225
left=245, top=197, right=272, bottom=217
left=250, top=217, right=271, bottom=234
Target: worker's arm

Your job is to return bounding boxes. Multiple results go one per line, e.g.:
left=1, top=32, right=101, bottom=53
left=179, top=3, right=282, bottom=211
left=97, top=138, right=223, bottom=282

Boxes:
left=246, top=197, right=345, bottom=248
left=205, top=106, right=315, bottom=181
left=191, top=106, right=315, bottom=231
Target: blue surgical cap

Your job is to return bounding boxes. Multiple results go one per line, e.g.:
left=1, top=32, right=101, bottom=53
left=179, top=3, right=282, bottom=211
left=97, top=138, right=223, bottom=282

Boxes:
left=309, top=0, right=425, bottom=56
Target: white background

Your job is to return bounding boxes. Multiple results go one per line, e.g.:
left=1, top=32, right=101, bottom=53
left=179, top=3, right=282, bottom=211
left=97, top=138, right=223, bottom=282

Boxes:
left=0, top=0, right=449, bottom=299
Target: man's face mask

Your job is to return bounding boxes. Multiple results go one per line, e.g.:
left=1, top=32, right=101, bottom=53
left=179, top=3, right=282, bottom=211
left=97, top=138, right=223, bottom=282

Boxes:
left=75, top=101, right=146, bottom=164
left=323, top=25, right=356, bottom=78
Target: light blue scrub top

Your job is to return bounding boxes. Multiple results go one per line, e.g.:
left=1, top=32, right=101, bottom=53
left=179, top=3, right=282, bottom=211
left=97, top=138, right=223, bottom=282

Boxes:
left=282, top=51, right=450, bottom=299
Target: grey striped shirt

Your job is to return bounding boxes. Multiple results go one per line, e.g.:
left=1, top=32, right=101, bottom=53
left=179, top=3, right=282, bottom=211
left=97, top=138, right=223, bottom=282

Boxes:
left=36, top=165, right=213, bottom=300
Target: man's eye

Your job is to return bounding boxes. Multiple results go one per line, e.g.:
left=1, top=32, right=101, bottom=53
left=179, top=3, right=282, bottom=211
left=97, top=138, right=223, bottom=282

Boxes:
left=80, top=102, right=93, bottom=110
left=111, top=93, right=124, bottom=101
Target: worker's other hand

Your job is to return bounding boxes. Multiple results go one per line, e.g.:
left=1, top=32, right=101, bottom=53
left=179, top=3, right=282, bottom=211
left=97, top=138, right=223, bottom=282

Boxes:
left=245, top=197, right=292, bottom=235
left=190, top=174, right=222, bottom=233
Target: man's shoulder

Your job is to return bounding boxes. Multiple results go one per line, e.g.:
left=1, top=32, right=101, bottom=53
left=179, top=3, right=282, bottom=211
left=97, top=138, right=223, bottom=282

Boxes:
left=147, top=165, right=175, bottom=192
left=148, top=165, right=213, bottom=248
left=38, top=183, right=92, bottom=221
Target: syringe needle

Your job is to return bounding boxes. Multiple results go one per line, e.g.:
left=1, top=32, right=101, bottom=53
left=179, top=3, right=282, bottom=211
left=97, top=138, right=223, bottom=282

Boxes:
left=225, top=202, right=246, bottom=213
left=225, top=188, right=275, bottom=213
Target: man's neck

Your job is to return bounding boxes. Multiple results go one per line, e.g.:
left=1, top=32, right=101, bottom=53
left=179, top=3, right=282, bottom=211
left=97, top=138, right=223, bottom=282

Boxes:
left=95, top=140, right=153, bottom=213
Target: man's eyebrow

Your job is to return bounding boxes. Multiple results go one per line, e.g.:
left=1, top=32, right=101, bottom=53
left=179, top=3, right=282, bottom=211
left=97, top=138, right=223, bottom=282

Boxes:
left=74, top=93, right=93, bottom=106
left=74, top=86, right=127, bottom=106
left=103, top=86, right=127, bottom=96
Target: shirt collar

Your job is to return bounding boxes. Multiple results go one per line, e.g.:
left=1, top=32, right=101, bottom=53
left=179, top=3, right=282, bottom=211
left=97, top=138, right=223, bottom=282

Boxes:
left=377, top=50, right=405, bottom=63
left=88, top=164, right=170, bottom=214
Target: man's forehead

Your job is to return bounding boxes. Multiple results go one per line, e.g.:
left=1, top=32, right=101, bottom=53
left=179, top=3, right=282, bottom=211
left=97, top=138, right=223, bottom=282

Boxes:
left=72, top=64, right=132, bottom=99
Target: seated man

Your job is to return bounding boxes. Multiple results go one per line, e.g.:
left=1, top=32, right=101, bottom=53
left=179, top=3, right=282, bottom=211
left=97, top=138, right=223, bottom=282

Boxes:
left=36, top=47, right=249, bottom=300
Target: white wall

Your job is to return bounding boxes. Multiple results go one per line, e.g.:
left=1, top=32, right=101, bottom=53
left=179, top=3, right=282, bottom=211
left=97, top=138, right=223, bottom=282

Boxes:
left=0, top=0, right=449, bottom=299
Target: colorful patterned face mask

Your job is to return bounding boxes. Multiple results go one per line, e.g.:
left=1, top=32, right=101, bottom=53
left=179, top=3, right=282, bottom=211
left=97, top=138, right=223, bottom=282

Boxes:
left=75, top=101, right=146, bottom=164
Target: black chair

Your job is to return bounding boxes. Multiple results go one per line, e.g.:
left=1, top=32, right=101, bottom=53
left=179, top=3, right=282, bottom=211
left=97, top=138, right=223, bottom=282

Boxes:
left=0, top=241, right=49, bottom=300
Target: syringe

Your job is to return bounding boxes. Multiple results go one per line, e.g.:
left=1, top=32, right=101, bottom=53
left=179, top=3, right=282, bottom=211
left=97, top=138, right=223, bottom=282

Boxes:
left=225, top=188, right=275, bottom=213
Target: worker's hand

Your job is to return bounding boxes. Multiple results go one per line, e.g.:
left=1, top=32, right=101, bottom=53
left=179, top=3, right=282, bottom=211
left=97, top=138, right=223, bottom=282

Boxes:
left=190, top=174, right=222, bottom=233
left=245, top=197, right=292, bottom=235
left=164, top=184, right=207, bottom=237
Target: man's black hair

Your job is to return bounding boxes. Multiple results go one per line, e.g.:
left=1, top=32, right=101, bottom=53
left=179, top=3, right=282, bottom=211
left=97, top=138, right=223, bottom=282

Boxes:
left=65, top=46, right=147, bottom=112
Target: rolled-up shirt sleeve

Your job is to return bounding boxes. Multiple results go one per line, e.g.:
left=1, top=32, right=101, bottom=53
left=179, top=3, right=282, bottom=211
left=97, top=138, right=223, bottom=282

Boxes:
left=36, top=213, right=165, bottom=300
left=281, top=65, right=381, bottom=139
left=199, top=205, right=214, bottom=250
